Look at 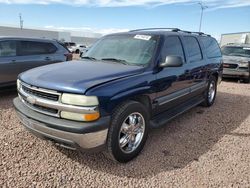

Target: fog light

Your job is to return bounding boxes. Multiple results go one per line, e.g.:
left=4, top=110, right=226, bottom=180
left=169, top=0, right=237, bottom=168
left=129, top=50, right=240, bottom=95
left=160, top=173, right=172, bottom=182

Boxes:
left=61, top=111, right=100, bottom=122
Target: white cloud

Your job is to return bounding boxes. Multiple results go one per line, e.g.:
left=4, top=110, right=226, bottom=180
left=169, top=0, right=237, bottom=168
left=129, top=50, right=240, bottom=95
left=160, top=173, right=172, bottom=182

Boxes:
left=0, top=0, right=250, bottom=9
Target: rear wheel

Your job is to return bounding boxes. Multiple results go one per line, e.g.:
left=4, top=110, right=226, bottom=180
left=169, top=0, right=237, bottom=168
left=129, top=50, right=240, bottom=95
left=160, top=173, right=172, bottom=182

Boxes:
left=202, top=76, right=217, bottom=107
left=105, top=101, right=149, bottom=163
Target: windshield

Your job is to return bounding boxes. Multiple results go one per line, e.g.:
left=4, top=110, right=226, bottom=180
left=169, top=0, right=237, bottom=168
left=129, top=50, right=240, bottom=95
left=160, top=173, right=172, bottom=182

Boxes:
left=82, top=34, right=159, bottom=66
left=222, top=46, right=250, bottom=57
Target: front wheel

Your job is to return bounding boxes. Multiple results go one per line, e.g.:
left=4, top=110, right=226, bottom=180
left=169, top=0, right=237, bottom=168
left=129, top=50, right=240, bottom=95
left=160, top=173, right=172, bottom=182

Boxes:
left=105, top=101, right=149, bottom=163
left=202, top=76, right=217, bottom=107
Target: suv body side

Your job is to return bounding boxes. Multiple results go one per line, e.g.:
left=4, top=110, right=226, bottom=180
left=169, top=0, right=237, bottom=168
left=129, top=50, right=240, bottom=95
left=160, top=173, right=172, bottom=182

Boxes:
left=85, top=33, right=222, bottom=117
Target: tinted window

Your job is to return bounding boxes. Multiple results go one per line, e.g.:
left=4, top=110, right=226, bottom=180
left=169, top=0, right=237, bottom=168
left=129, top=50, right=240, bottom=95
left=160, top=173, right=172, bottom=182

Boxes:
left=163, top=36, right=185, bottom=61
left=184, top=36, right=202, bottom=62
left=201, top=37, right=221, bottom=58
left=18, top=41, right=57, bottom=56
left=0, top=40, right=16, bottom=57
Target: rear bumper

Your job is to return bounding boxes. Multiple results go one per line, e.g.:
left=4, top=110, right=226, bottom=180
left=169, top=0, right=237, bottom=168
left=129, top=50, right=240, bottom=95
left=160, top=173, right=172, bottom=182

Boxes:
left=223, top=68, right=249, bottom=78
left=13, top=97, right=110, bottom=152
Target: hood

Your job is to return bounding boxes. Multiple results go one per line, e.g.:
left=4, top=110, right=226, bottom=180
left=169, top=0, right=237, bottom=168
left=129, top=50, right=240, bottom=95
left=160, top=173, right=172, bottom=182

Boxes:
left=19, top=60, right=144, bottom=94
left=223, top=55, right=250, bottom=64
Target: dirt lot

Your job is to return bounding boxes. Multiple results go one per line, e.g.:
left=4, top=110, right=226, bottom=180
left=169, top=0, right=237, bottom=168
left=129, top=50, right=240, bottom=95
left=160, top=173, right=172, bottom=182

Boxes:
left=0, top=81, right=250, bottom=187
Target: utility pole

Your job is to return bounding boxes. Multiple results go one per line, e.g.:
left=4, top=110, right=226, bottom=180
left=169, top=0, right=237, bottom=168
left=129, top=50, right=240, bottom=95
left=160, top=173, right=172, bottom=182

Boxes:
left=19, top=13, right=24, bottom=30
left=198, top=2, right=208, bottom=32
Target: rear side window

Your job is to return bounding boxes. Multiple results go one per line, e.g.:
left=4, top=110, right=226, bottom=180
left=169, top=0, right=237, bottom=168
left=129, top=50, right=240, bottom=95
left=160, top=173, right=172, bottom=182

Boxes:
left=184, top=36, right=202, bottom=62
left=0, top=40, right=16, bottom=57
left=18, top=41, right=57, bottom=56
left=201, top=37, right=221, bottom=58
left=163, top=36, right=185, bottom=61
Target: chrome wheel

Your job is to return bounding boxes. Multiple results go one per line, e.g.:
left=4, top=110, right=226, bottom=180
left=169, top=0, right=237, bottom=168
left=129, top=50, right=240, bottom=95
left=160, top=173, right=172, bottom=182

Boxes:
left=208, top=81, right=216, bottom=103
left=118, top=112, right=145, bottom=154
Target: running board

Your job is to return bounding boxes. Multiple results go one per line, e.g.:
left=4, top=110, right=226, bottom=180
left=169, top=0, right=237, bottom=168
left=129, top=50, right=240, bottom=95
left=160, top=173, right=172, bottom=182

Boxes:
left=150, top=96, right=204, bottom=129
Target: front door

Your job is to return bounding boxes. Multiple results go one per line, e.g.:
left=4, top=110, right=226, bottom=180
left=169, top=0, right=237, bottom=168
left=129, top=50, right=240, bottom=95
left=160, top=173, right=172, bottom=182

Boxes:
left=154, top=35, right=192, bottom=114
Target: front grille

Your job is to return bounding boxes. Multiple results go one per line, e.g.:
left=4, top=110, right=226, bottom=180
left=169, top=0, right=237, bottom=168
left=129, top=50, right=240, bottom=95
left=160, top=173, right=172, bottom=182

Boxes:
left=19, top=82, right=61, bottom=117
left=22, top=85, right=59, bottom=101
left=22, top=96, right=58, bottom=114
left=223, top=63, right=238, bottom=69
left=239, top=67, right=249, bottom=71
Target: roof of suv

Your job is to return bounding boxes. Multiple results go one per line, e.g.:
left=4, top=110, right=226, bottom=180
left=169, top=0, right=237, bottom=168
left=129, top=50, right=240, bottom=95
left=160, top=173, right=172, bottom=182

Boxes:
left=107, top=28, right=212, bottom=38
left=0, top=36, right=57, bottom=43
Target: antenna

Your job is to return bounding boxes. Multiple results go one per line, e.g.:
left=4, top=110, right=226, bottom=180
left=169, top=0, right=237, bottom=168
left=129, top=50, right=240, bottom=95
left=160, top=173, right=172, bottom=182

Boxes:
left=198, top=1, right=208, bottom=32
left=19, top=13, right=24, bottom=30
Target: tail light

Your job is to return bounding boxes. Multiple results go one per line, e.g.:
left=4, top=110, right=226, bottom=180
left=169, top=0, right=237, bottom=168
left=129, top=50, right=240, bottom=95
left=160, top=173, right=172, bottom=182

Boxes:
left=64, top=53, right=73, bottom=61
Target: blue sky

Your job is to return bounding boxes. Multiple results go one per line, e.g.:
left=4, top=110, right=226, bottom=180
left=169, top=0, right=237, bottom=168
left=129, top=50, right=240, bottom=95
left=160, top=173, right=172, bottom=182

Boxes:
left=0, top=0, right=249, bottom=39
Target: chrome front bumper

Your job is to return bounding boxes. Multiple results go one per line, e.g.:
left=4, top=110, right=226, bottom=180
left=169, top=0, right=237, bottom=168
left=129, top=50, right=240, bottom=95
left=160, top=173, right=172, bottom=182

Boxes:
left=14, top=98, right=109, bottom=151
left=223, top=68, right=249, bottom=78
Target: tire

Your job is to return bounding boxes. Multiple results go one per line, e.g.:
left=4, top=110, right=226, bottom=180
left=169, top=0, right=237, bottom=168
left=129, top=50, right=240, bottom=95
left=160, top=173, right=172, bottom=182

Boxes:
left=202, top=76, right=217, bottom=107
left=105, top=101, right=149, bottom=163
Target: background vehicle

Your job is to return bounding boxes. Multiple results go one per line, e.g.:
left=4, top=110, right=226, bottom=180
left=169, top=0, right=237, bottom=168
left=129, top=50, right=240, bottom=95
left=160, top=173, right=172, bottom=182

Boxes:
left=0, top=37, right=72, bottom=88
left=64, top=42, right=77, bottom=53
left=75, top=44, right=87, bottom=55
left=222, top=43, right=250, bottom=83
left=14, top=28, right=222, bottom=163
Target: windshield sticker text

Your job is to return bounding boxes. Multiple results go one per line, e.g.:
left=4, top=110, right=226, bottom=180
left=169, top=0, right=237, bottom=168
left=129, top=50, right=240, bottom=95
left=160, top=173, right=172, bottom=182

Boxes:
left=134, top=35, right=152, bottom=41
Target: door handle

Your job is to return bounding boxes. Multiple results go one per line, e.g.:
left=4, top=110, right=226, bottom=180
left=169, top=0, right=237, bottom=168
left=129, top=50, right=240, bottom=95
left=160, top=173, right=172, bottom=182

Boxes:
left=185, top=70, right=191, bottom=74
left=45, top=57, right=51, bottom=61
left=11, top=60, right=17, bottom=63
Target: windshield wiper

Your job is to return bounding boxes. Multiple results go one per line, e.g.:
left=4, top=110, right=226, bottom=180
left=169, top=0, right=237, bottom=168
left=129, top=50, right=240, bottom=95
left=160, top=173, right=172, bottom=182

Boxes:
left=101, top=58, right=128, bottom=65
left=82, top=56, right=97, bottom=60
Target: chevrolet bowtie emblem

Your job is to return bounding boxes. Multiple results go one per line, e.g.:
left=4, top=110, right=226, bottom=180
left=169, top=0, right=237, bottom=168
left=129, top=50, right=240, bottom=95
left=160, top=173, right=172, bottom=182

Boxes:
left=27, top=96, right=36, bottom=104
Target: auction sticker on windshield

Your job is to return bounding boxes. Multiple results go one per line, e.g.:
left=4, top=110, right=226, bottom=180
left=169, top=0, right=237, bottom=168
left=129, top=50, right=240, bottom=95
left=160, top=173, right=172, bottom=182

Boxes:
left=134, top=35, right=152, bottom=41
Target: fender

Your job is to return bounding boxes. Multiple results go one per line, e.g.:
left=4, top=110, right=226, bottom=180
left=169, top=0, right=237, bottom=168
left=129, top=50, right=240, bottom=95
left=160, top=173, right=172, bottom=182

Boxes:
left=107, top=86, right=153, bottom=113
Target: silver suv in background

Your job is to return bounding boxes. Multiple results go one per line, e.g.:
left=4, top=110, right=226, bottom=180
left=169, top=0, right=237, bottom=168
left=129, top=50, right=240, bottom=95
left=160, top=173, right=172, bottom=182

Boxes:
left=222, top=43, right=250, bottom=83
left=0, top=37, right=72, bottom=88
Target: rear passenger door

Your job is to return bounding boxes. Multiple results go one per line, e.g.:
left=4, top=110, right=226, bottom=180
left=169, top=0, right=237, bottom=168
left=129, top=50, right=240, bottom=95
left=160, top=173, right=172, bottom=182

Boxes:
left=200, top=37, right=222, bottom=81
left=16, top=40, right=57, bottom=73
left=0, top=40, right=20, bottom=85
left=182, top=36, right=207, bottom=95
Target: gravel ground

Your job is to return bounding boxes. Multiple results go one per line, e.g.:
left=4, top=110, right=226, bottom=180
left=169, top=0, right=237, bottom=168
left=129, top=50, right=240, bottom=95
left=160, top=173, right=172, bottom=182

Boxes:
left=0, top=81, right=250, bottom=187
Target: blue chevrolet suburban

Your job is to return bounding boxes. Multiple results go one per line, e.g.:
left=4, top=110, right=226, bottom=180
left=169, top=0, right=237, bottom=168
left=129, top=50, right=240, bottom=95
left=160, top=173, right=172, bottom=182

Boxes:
left=13, top=28, right=223, bottom=163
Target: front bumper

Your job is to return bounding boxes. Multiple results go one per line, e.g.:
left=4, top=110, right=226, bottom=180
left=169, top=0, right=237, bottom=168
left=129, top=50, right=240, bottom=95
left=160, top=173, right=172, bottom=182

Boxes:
left=223, top=68, right=249, bottom=78
left=13, top=97, right=110, bottom=152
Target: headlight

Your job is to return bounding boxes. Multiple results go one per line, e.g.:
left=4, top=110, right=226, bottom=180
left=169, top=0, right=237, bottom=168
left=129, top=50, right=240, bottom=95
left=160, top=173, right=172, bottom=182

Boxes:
left=61, top=93, right=99, bottom=121
left=239, top=62, right=249, bottom=67
left=61, top=93, right=98, bottom=106
left=61, top=111, right=100, bottom=122
left=17, top=79, right=21, bottom=90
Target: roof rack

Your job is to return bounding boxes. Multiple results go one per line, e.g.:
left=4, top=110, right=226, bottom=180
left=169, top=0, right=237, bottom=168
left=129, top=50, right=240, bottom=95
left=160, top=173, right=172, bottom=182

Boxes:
left=130, top=28, right=180, bottom=32
left=129, top=28, right=211, bottom=37
left=175, top=30, right=211, bottom=37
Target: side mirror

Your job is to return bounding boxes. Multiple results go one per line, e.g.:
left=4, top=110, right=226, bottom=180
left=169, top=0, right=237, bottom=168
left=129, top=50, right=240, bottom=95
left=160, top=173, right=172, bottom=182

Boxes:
left=159, top=55, right=183, bottom=68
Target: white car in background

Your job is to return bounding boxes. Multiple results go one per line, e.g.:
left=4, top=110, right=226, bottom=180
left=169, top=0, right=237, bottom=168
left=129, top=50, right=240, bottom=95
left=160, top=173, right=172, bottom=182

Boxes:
left=64, top=42, right=77, bottom=53
left=76, top=44, right=87, bottom=55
